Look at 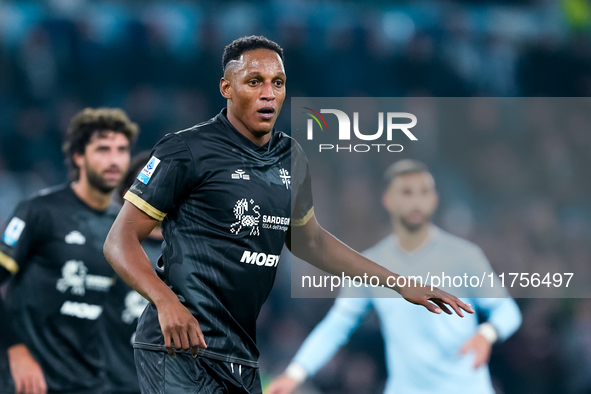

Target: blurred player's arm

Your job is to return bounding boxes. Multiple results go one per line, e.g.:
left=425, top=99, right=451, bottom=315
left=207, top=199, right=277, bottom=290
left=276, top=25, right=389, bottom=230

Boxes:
left=0, top=292, right=46, bottom=394
left=287, top=213, right=473, bottom=317
left=104, top=201, right=207, bottom=357
left=267, top=297, right=370, bottom=394
left=459, top=298, right=521, bottom=369
left=480, top=298, right=522, bottom=340
left=0, top=292, right=20, bottom=348
left=459, top=248, right=522, bottom=368
left=1, top=202, right=48, bottom=394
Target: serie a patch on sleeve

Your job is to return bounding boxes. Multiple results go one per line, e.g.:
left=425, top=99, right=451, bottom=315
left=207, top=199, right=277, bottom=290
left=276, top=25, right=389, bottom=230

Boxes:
left=2, top=217, right=25, bottom=247
left=137, top=156, right=161, bottom=185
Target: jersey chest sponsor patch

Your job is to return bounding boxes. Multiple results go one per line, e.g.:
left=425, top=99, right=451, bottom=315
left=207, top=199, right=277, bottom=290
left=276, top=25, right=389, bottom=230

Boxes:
left=122, top=290, right=149, bottom=324
left=229, top=198, right=291, bottom=236
left=137, top=156, right=161, bottom=185
left=56, top=260, right=115, bottom=296
left=60, top=301, right=103, bottom=320
left=65, top=230, right=86, bottom=245
left=239, top=250, right=280, bottom=267
left=2, top=217, right=25, bottom=246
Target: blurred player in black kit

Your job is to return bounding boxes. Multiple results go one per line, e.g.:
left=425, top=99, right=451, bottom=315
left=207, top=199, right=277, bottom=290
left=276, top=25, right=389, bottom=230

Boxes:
left=0, top=298, right=20, bottom=393
left=0, top=108, right=138, bottom=394
left=104, top=36, right=473, bottom=394
left=100, top=152, right=162, bottom=394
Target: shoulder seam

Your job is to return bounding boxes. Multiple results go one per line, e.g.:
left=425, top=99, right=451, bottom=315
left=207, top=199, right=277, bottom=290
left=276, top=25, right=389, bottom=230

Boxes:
left=174, top=118, right=217, bottom=135
left=169, top=133, right=196, bottom=187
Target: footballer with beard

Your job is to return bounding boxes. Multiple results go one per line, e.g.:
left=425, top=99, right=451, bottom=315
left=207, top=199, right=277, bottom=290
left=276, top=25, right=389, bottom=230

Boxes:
left=0, top=108, right=138, bottom=394
left=268, top=160, right=522, bottom=394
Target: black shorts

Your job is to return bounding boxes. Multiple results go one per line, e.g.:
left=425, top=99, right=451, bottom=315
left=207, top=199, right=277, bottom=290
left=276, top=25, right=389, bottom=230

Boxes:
left=134, top=349, right=262, bottom=394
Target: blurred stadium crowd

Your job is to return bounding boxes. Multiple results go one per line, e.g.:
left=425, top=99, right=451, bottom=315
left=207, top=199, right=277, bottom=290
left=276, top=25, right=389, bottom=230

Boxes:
left=1, top=1, right=591, bottom=393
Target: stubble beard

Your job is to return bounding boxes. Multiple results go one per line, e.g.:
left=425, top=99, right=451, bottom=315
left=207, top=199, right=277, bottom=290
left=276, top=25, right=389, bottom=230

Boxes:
left=399, top=215, right=430, bottom=233
left=85, top=162, right=119, bottom=195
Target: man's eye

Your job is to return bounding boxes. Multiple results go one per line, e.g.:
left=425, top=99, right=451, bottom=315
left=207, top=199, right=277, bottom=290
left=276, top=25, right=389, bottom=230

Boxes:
left=274, top=80, right=284, bottom=87
left=248, top=80, right=259, bottom=86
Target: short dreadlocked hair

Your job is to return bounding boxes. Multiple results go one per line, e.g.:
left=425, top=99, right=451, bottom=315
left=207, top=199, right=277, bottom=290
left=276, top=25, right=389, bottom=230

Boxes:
left=62, top=108, right=139, bottom=180
left=222, top=35, right=284, bottom=72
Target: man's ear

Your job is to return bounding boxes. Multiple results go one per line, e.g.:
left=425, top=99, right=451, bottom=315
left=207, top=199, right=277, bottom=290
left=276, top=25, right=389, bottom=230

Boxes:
left=382, top=192, right=390, bottom=211
left=73, top=152, right=85, bottom=170
left=220, top=77, right=231, bottom=99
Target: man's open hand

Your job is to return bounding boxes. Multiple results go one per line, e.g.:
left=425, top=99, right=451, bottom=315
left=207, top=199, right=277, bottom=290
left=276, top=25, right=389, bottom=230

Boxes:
left=397, top=280, right=474, bottom=317
left=459, top=333, right=492, bottom=368
left=266, top=375, right=299, bottom=394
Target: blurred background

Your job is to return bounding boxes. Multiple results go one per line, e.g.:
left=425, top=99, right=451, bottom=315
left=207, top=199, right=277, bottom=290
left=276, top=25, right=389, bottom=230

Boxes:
left=0, top=0, right=590, bottom=393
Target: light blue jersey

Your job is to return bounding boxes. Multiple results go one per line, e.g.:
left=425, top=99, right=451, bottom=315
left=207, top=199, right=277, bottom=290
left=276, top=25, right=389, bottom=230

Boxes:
left=292, top=226, right=522, bottom=394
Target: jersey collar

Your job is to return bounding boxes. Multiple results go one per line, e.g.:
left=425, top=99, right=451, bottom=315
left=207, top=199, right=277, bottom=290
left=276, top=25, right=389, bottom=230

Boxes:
left=67, top=183, right=119, bottom=215
left=217, top=108, right=276, bottom=154
left=392, top=224, right=440, bottom=258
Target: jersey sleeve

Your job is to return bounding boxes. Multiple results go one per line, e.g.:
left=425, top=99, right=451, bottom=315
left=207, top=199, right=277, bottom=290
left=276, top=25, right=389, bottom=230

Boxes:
left=0, top=296, right=22, bottom=348
left=473, top=298, right=522, bottom=342
left=290, top=143, right=314, bottom=227
left=0, top=200, right=43, bottom=282
left=124, top=133, right=195, bottom=221
left=466, top=246, right=522, bottom=341
left=292, top=296, right=371, bottom=376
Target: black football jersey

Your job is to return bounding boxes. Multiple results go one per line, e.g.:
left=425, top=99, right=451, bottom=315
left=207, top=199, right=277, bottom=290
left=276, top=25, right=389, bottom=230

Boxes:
left=100, top=236, right=161, bottom=394
left=0, top=184, right=120, bottom=392
left=0, top=297, right=17, bottom=394
left=0, top=297, right=19, bottom=351
left=125, top=109, right=313, bottom=367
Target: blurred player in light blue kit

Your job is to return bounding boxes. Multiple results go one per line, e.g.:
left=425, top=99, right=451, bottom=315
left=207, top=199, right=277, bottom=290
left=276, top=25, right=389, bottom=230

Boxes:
left=268, top=159, right=522, bottom=394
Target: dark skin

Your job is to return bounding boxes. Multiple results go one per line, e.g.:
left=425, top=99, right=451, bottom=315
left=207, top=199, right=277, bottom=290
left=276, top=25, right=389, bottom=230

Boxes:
left=287, top=215, right=472, bottom=315
left=104, top=203, right=204, bottom=357
left=220, top=48, right=286, bottom=144
left=103, top=48, right=474, bottom=358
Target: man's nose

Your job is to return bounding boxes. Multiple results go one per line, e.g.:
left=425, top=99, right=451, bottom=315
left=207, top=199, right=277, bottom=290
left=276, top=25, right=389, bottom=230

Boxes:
left=260, top=81, right=275, bottom=100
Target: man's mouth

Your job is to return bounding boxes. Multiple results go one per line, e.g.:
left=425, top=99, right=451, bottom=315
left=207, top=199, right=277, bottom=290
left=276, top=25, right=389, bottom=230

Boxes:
left=257, top=107, right=275, bottom=120
left=406, top=211, right=424, bottom=223
left=103, top=169, right=122, bottom=179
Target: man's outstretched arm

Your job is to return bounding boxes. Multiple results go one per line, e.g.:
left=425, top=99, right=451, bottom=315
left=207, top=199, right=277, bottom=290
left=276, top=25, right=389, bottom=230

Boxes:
left=267, top=297, right=370, bottom=394
left=286, top=214, right=474, bottom=316
left=103, top=201, right=207, bottom=357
